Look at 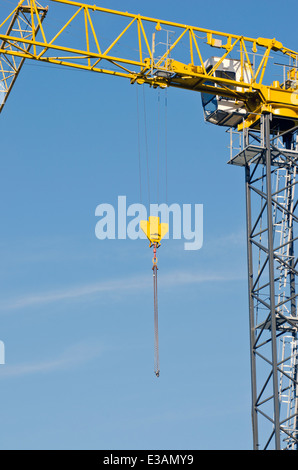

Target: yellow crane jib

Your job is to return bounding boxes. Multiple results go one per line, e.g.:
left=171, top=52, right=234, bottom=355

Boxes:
left=1, top=0, right=298, bottom=132
left=140, top=216, right=168, bottom=248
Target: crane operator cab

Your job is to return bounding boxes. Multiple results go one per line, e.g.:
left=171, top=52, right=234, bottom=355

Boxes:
left=201, top=57, right=251, bottom=128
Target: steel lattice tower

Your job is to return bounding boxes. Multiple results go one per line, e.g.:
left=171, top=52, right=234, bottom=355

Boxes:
left=229, top=113, right=298, bottom=450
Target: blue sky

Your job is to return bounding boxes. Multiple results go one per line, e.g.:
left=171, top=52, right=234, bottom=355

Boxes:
left=0, top=0, right=296, bottom=450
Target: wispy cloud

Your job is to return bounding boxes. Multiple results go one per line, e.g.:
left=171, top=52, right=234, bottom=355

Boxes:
left=0, top=275, right=148, bottom=311
left=0, top=341, right=103, bottom=378
left=0, top=269, right=246, bottom=312
left=161, top=270, right=244, bottom=285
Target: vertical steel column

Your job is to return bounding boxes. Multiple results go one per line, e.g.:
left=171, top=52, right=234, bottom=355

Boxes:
left=245, top=163, right=259, bottom=450
left=264, top=113, right=281, bottom=449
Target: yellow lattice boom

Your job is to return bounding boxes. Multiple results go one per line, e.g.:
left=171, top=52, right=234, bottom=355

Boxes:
left=1, top=0, right=298, bottom=129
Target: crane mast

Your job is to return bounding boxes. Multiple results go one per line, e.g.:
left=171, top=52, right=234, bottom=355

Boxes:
left=1, top=0, right=298, bottom=450
left=229, top=116, right=298, bottom=450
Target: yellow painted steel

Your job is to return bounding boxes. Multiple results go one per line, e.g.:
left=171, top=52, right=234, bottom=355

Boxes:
left=140, top=217, right=169, bottom=247
left=1, top=0, right=298, bottom=129
left=0, top=1, right=48, bottom=113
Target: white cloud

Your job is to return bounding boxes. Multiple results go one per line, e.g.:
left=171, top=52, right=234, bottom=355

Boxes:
left=0, top=341, right=103, bottom=378
left=0, top=275, right=148, bottom=311
left=161, top=270, right=242, bottom=285
left=0, top=269, right=245, bottom=312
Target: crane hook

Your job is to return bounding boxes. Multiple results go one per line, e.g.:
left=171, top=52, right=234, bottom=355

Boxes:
left=140, top=217, right=168, bottom=378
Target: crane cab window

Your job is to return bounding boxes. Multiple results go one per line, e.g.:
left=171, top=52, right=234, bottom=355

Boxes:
left=201, top=92, right=217, bottom=116
left=201, top=67, right=236, bottom=112
left=201, top=66, right=216, bottom=116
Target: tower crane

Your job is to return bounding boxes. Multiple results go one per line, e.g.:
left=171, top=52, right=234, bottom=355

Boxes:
left=1, top=0, right=298, bottom=450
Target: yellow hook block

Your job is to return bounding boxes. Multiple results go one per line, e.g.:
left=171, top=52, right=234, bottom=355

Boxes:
left=140, top=216, right=168, bottom=247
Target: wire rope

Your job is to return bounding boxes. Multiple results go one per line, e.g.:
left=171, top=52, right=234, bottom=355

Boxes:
left=165, top=88, right=168, bottom=204
left=136, top=85, right=142, bottom=202
left=142, top=85, right=151, bottom=208
left=153, top=262, right=160, bottom=377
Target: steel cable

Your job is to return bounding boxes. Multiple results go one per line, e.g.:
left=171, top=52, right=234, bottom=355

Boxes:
left=153, top=263, right=160, bottom=377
